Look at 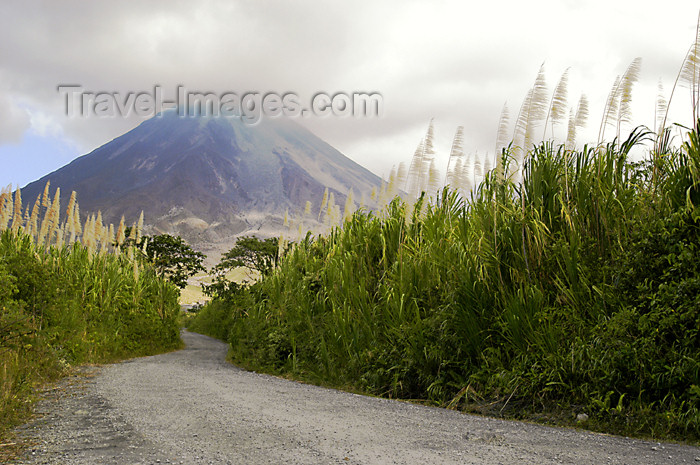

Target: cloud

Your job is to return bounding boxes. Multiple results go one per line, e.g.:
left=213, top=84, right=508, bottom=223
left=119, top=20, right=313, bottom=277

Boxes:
left=27, top=109, right=64, bottom=139
left=1, top=0, right=699, bottom=183
left=0, top=92, right=30, bottom=144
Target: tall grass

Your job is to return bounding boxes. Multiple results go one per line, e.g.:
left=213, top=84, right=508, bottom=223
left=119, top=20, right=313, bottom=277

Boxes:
left=0, top=188, right=182, bottom=439
left=190, top=120, right=700, bottom=441
left=185, top=23, right=700, bottom=440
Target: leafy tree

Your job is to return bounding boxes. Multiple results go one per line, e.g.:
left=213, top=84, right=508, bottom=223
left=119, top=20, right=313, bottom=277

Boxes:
left=201, top=277, right=244, bottom=301
left=142, top=234, right=205, bottom=288
left=216, top=236, right=279, bottom=277
left=203, top=236, right=279, bottom=299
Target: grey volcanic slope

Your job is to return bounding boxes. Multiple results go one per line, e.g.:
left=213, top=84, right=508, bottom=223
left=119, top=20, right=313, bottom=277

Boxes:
left=15, top=331, right=700, bottom=464
left=20, top=112, right=381, bottom=242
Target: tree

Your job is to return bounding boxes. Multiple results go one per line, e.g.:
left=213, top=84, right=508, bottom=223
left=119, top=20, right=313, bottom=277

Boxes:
left=142, top=234, right=205, bottom=289
left=216, top=236, right=279, bottom=277
left=203, top=236, right=280, bottom=300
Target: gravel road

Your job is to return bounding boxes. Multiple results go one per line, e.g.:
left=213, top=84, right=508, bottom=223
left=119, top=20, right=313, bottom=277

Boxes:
left=13, top=330, right=700, bottom=465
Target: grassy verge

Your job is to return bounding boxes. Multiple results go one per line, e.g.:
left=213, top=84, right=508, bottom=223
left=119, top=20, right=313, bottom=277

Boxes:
left=0, top=230, right=182, bottom=442
left=188, top=124, right=700, bottom=443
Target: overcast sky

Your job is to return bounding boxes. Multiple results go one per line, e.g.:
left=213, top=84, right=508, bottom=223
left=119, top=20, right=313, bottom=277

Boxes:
left=1, top=0, right=699, bottom=188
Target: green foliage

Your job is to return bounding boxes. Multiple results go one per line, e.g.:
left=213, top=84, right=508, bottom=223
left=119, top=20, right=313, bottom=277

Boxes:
left=0, top=230, right=181, bottom=438
left=142, top=234, right=205, bottom=288
left=188, top=122, right=700, bottom=442
left=0, top=259, right=17, bottom=304
left=218, top=236, right=279, bottom=277
left=203, top=236, right=279, bottom=300
left=186, top=288, right=253, bottom=341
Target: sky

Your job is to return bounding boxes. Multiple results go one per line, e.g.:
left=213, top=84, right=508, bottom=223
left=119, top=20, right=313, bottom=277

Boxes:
left=1, top=0, right=699, bottom=189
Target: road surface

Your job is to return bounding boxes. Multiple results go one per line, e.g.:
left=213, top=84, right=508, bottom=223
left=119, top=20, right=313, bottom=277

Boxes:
left=14, top=331, right=700, bottom=464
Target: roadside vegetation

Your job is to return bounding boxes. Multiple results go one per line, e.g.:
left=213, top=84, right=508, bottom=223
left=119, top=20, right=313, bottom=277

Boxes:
left=189, top=123, right=700, bottom=441
left=0, top=188, right=184, bottom=441
left=188, top=25, right=700, bottom=442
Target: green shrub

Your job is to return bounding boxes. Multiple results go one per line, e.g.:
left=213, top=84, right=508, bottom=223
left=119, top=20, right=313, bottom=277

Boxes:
left=189, top=123, right=700, bottom=442
left=0, top=230, right=181, bottom=437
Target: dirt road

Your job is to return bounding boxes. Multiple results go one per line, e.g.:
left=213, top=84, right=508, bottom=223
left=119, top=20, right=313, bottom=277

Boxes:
left=13, top=331, right=700, bottom=464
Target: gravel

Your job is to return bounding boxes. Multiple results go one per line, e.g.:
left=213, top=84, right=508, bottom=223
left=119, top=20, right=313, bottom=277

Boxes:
left=13, top=330, right=700, bottom=464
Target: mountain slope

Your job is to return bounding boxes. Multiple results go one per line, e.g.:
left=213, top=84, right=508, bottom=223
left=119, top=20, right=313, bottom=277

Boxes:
left=21, top=112, right=381, bottom=245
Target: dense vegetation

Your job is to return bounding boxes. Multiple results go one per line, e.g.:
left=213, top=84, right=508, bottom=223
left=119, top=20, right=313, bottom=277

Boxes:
left=189, top=123, right=700, bottom=442
left=0, top=229, right=182, bottom=437
left=132, top=232, right=206, bottom=289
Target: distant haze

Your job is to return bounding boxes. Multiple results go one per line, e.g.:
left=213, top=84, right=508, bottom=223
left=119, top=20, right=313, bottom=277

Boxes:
left=1, top=0, right=699, bottom=188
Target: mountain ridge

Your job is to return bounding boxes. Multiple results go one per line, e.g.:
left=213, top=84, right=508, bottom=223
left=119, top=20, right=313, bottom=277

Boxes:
left=20, top=112, right=381, bottom=250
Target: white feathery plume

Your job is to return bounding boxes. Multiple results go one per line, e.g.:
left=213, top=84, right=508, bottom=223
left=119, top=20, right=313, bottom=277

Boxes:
left=495, top=103, right=510, bottom=181
left=544, top=68, right=570, bottom=140
left=512, top=90, right=532, bottom=176
left=41, top=181, right=51, bottom=209
left=386, top=166, right=398, bottom=198
left=48, top=202, right=61, bottom=247
left=679, top=15, right=700, bottom=122
left=512, top=64, right=549, bottom=178
left=29, top=195, right=39, bottom=241
left=423, top=118, right=436, bottom=161
left=420, top=120, right=436, bottom=193
left=326, top=192, right=335, bottom=226
left=427, top=159, right=441, bottom=198
left=343, top=189, right=355, bottom=222
left=83, top=215, right=94, bottom=252
left=0, top=188, right=11, bottom=232
left=445, top=126, right=465, bottom=186
left=107, top=224, right=115, bottom=249
left=318, top=188, right=329, bottom=221
left=473, top=151, right=484, bottom=189
left=566, top=95, right=589, bottom=150
left=464, top=151, right=475, bottom=195
left=662, top=15, right=700, bottom=138
left=617, top=57, right=642, bottom=138
left=406, top=139, right=425, bottom=198
left=11, top=187, right=22, bottom=233
left=599, top=75, right=622, bottom=143
left=495, top=103, right=511, bottom=159
left=332, top=204, right=341, bottom=228
left=452, top=158, right=464, bottom=193
left=37, top=198, right=51, bottom=247
left=65, top=191, right=77, bottom=236
left=524, top=64, right=549, bottom=151
left=95, top=210, right=104, bottom=248
left=566, top=109, right=577, bottom=150
left=395, top=162, right=408, bottom=194
left=55, top=227, right=64, bottom=249
left=50, top=188, right=60, bottom=224
left=135, top=211, right=144, bottom=243
left=115, top=216, right=126, bottom=247
left=656, top=80, right=668, bottom=134
left=483, top=151, right=494, bottom=178
left=575, top=94, right=589, bottom=130
left=22, top=204, right=31, bottom=234
left=73, top=200, right=81, bottom=236
left=377, top=176, right=388, bottom=209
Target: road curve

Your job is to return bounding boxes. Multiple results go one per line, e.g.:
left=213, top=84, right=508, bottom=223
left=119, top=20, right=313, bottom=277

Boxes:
left=15, top=330, right=700, bottom=465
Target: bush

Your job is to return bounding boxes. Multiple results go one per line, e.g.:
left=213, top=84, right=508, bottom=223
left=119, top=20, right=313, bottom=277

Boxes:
left=188, top=124, right=700, bottom=442
left=0, top=230, right=181, bottom=437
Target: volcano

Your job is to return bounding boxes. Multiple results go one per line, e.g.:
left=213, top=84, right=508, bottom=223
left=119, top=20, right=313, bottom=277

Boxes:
left=21, top=112, right=381, bottom=249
